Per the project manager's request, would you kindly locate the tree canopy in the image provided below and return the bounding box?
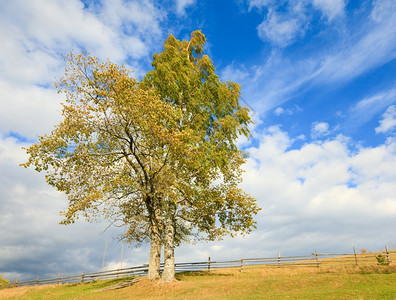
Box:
[22,30,260,282]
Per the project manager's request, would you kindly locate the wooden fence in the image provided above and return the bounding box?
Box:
[6,246,395,288]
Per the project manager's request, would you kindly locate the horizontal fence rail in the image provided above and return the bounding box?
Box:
[5,246,395,288]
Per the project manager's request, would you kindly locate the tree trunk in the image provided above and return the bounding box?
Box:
[147,196,163,280]
[160,201,176,283]
[147,225,161,280]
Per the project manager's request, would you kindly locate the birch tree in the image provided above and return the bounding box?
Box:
[142,31,260,282]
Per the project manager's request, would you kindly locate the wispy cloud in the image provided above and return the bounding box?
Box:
[376,105,396,134]
[313,0,396,83]
[311,0,345,21]
[350,88,396,128]
[220,63,250,83]
[274,105,302,116]
[249,0,346,47]
[175,0,196,15]
[234,0,396,118]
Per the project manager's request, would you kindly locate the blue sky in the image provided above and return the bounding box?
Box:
[1,0,396,282]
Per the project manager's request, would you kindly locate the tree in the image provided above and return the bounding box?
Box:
[141,31,260,282]
[22,31,260,282]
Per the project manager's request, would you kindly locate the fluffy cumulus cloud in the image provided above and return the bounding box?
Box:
[0,0,165,139]
[376,105,396,134]
[240,127,396,252]
[0,82,64,140]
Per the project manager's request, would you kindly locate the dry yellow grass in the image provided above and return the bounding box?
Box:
[0,284,57,299]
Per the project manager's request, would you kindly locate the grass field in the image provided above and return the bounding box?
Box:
[1,265,396,299]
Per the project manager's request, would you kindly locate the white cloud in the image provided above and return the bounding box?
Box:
[0,0,165,139]
[257,9,305,47]
[220,64,249,83]
[274,107,285,116]
[234,127,396,255]
[248,0,285,11]
[250,0,345,47]
[376,105,396,134]
[311,0,345,21]
[350,88,396,128]
[311,122,330,138]
[274,105,302,116]
[0,0,163,70]
[248,1,308,47]
[0,81,63,139]
[371,0,396,23]
[176,0,196,15]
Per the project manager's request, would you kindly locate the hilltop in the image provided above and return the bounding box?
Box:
[1,265,396,299]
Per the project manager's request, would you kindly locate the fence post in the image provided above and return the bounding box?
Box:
[58,273,61,285]
[315,251,320,268]
[36,276,39,285]
[385,245,391,265]
[353,246,358,265]
[81,271,85,283]
[240,256,244,272]
[278,252,281,269]
[208,257,211,273]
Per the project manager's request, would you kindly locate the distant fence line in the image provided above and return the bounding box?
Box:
[6,246,395,288]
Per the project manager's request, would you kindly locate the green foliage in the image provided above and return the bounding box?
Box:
[376,254,389,265]
[0,275,9,289]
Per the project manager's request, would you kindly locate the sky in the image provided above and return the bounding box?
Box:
[1,0,396,282]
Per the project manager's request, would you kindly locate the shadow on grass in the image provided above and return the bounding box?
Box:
[64,276,137,290]
[175,271,233,279]
[319,265,396,275]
